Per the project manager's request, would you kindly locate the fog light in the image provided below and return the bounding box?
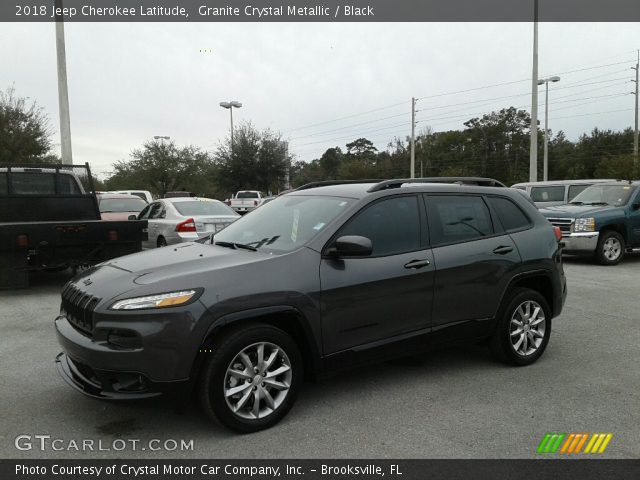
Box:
[107,329,142,349]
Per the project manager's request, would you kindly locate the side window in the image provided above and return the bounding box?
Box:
[427,195,494,245]
[0,173,7,195]
[139,203,156,219]
[148,203,165,219]
[568,184,590,202]
[487,196,532,232]
[530,186,565,202]
[338,196,420,256]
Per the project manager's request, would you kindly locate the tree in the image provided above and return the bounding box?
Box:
[0,86,58,163]
[319,147,343,180]
[213,122,289,194]
[105,140,213,197]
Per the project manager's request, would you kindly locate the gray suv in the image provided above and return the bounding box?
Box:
[55,179,567,432]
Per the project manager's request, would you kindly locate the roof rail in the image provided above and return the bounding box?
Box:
[295,179,383,191]
[366,177,506,193]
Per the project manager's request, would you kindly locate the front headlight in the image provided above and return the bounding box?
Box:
[573,217,596,232]
[110,290,198,310]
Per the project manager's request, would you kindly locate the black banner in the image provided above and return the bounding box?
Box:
[3,0,640,22]
[3,459,640,480]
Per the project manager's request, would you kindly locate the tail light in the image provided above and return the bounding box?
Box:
[108,230,118,241]
[16,234,29,248]
[553,226,562,242]
[176,218,196,232]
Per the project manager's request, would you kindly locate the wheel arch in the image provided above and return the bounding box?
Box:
[196,306,321,381]
[598,223,627,242]
[497,271,555,318]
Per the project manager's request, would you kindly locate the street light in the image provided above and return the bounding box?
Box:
[153,135,170,146]
[538,76,561,181]
[219,101,242,150]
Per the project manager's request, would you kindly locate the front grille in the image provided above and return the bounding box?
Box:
[547,218,574,236]
[61,283,101,335]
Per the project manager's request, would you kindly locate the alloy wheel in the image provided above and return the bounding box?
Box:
[509,300,546,356]
[224,342,292,420]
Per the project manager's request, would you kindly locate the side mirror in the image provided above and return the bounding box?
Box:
[128,215,137,221]
[632,202,640,211]
[326,235,373,257]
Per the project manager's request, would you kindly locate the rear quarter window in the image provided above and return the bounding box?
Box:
[487,196,532,232]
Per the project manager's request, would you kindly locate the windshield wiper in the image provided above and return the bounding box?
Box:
[569,201,584,205]
[583,202,609,206]
[214,241,257,251]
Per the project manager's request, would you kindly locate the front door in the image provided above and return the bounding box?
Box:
[320,195,434,355]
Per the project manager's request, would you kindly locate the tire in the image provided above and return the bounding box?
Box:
[595,230,625,265]
[198,324,302,433]
[157,237,167,248]
[490,288,552,366]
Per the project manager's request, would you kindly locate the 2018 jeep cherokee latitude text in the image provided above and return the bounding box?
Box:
[55,180,567,433]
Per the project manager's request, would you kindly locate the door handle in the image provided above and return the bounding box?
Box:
[404,259,431,269]
[493,245,514,255]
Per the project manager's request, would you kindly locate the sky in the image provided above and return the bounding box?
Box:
[1,22,638,178]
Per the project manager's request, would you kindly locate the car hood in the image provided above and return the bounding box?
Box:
[539,204,613,218]
[67,242,270,303]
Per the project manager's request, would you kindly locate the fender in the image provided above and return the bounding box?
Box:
[493,268,554,319]
[198,304,323,375]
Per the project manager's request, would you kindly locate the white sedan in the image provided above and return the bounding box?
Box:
[137,197,240,248]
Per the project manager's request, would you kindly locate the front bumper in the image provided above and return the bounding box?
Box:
[561,232,599,254]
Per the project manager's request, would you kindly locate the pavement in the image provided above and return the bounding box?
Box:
[1,256,638,459]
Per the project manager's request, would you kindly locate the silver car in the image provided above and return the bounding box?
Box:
[137,197,240,248]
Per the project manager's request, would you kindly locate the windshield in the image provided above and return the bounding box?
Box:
[99,197,147,212]
[213,195,354,253]
[570,184,635,207]
[174,200,237,216]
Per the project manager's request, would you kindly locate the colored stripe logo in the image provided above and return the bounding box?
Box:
[537,433,613,454]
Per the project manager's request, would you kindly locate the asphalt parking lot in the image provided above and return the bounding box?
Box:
[1,256,639,459]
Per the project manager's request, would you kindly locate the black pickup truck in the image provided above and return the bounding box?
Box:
[0,163,147,288]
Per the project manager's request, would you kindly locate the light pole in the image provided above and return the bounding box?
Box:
[529,0,539,182]
[54,0,73,164]
[219,101,242,151]
[153,135,170,146]
[538,76,561,181]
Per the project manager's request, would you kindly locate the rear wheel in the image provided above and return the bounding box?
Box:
[595,231,625,265]
[490,288,551,366]
[157,237,167,248]
[198,324,302,433]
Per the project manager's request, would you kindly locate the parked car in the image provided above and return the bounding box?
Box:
[0,164,147,288]
[97,193,147,221]
[230,190,266,214]
[137,197,240,248]
[540,180,640,265]
[55,178,566,432]
[111,190,154,203]
[164,191,196,199]
[511,179,614,208]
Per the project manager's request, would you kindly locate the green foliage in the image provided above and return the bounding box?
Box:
[213,122,289,196]
[0,86,58,163]
[105,140,214,197]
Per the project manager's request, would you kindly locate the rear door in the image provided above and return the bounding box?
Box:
[320,194,434,355]
[425,194,521,343]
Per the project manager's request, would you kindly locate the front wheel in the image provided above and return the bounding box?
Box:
[490,288,552,366]
[595,231,625,265]
[198,324,302,433]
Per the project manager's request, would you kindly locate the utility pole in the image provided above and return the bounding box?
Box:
[633,50,639,168]
[55,0,73,165]
[529,0,539,182]
[410,97,416,178]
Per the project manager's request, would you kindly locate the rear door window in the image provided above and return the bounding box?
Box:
[530,186,565,203]
[487,196,532,232]
[426,195,494,246]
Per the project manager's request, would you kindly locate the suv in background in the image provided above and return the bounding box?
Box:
[511,179,614,208]
[540,180,640,265]
[55,178,566,432]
